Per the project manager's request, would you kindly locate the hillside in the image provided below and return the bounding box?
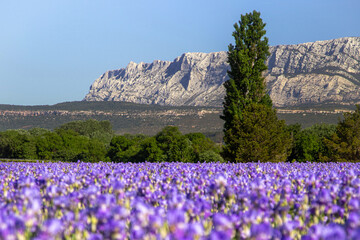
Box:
[0,101,223,136]
[0,101,352,143]
[84,37,360,108]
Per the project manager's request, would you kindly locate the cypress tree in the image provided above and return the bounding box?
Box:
[221,10,291,162]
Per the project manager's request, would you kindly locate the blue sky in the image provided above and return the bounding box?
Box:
[1,0,359,105]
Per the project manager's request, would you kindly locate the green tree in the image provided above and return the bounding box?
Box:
[185,132,223,162]
[52,129,89,161]
[322,106,360,162]
[155,126,193,162]
[28,127,51,137]
[53,120,113,161]
[34,131,63,160]
[0,130,36,159]
[77,138,108,162]
[56,119,114,144]
[221,10,291,162]
[223,103,290,162]
[137,137,164,162]
[106,128,223,163]
[107,135,144,162]
[285,123,302,143]
[288,124,336,162]
[199,150,224,163]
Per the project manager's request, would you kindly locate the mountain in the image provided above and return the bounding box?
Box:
[84,52,228,106]
[84,37,360,107]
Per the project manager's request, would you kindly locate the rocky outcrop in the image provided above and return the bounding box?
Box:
[267,37,360,106]
[84,37,360,107]
[84,52,229,106]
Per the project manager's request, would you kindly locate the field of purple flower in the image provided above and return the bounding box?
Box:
[1,162,360,239]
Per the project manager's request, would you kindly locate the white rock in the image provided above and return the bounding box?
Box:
[84,37,360,107]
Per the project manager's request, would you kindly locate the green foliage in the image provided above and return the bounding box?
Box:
[34,131,63,160]
[0,120,222,163]
[28,127,51,136]
[52,120,113,162]
[222,10,271,131]
[54,129,89,161]
[0,120,112,162]
[287,124,336,162]
[285,123,302,141]
[294,132,320,162]
[137,137,164,162]
[199,150,224,163]
[107,135,143,162]
[155,126,193,162]
[77,138,108,162]
[0,130,36,159]
[222,103,291,162]
[185,132,222,162]
[321,105,360,162]
[107,126,222,163]
[56,119,114,144]
[221,11,291,162]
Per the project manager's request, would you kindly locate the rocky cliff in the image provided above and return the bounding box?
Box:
[84,37,360,107]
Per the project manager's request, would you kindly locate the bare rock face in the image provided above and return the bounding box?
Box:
[84,37,360,107]
[267,37,360,106]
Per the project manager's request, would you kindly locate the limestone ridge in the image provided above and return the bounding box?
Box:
[84,37,360,107]
[85,52,229,106]
[267,37,360,107]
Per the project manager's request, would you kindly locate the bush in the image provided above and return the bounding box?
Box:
[199,150,224,163]
[288,124,336,162]
[321,105,360,162]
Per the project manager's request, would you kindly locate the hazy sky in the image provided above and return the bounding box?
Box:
[1,0,359,105]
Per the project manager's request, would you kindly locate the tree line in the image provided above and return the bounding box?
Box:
[0,120,223,163]
[1,113,360,163]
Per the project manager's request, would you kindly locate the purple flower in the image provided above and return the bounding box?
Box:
[44,219,63,235]
[214,174,228,187]
[317,189,332,204]
[186,222,204,238]
[350,227,360,240]
[347,212,360,229]
[303,224,346,240]
[88,233,103,240]
[130,224,145,240]
[250,223,273,240]
[209,230,232,240]
[1,161,360,239]
[34,218,63,239]
[321,224,346,240]
[133,200,154,224]
[349,198,360,211]
[111,206,130,220]
[149,214,163,230]
[167,209,186,225]
[212,214,234,239]
[281,220,300,234]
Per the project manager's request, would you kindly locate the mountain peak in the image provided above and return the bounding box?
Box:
[84,37,360,107]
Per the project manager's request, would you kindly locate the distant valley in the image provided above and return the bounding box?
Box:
[0,101,352,142]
